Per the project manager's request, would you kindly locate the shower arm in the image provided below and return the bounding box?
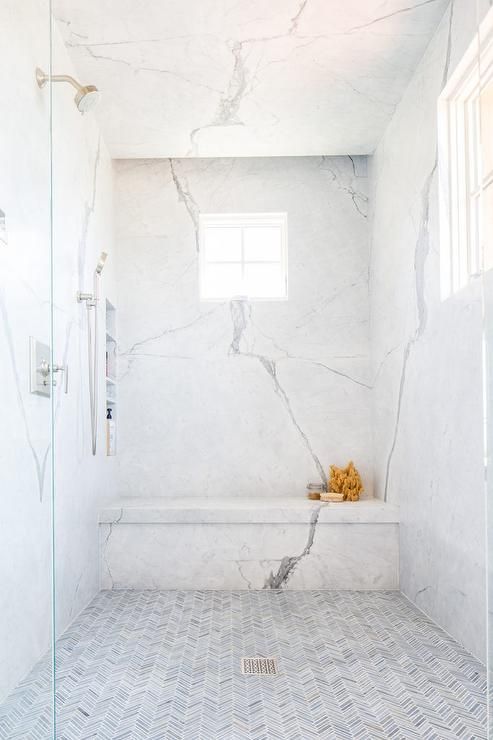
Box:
[36,67,100,114]
[36,69,84,93]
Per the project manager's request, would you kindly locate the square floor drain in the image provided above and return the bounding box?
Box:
[241,657,278,675]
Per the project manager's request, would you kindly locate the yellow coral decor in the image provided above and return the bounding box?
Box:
[329,461,363,502]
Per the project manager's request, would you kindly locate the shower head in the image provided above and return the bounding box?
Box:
[95,252,108,275]
[36,68,101,114]
[75,85,100,114]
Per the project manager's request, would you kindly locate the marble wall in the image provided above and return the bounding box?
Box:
[2,0,487,702]
[114,156,372,500]
[368,0,489,661]
[101,521,399,591]
[0,0,116,702]
[0,0,52,702]
[53,0,450,159]
[99,499,399,591]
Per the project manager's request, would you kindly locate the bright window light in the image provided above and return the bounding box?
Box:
[438,7,493,299]
[199,213,288,301]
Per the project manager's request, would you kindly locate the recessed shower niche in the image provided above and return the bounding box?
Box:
[105,299,117,456]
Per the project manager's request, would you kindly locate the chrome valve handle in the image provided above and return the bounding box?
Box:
[37,360,69,393]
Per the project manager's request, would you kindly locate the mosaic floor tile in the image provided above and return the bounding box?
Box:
[0,591,486,739]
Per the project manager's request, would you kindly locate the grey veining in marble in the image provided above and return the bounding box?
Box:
[368,0,490,660]
[263,504,321,589]
[99,517,399,591]
[0,0,118,704]
[114,156,373,500]
[98,497,399,592]
[52,0,450,158]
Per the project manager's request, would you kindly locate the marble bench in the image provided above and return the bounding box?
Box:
[99,497,399,590]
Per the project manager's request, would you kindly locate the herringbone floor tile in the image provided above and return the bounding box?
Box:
[0,591,486,739]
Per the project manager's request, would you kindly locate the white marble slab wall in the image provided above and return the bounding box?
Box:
[99,499,399,591]
[100,522,399,591]
[0,0,116,702]
[52,0,450,159]
[0,0,52,705]
[114,156,371,500]
[368,0,490,661]
[51,21,118,645]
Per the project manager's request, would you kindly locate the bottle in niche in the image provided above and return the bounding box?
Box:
[106,341,116,379]
[106,407,116,455]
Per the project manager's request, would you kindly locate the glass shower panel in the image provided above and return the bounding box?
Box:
[50,3,116,731]
[0,0,55,736]
[480,0,493,733]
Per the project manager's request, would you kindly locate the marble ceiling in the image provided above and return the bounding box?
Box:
[53,0,450,158]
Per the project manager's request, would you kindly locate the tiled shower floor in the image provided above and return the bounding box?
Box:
[0,590,486,740]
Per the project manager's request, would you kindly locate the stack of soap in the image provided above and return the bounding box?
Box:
[320,492,344,502]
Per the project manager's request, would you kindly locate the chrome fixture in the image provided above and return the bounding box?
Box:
[29,337,68,397]
[95,251,108,274]
[36,68,101,113]
[78,252,108,455]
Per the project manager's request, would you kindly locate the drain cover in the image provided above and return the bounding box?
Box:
[241,657,278,675]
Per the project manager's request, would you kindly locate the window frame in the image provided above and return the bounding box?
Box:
[438,6,493,299]
[198,212,288,302]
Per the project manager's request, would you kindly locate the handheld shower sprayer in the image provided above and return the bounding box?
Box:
[78,252,108,455]
[95,251,108,275]
[77,251,107,304]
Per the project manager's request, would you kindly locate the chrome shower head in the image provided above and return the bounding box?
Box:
[36,68,101,114]
[95,252,108,275]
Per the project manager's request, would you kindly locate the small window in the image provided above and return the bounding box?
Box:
[199,213,288,301]
[438,7,493,298]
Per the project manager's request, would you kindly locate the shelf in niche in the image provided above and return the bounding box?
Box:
[105,298,117,456]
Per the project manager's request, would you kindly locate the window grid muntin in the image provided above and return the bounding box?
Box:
[439,9,493,298]
[199,213,288,301]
